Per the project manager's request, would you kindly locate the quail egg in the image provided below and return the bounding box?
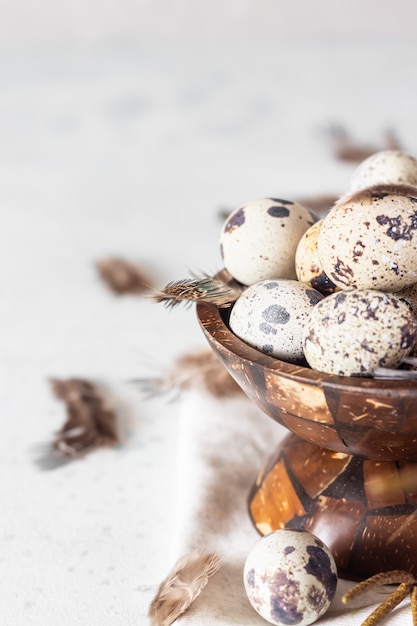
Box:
[295,219,339,296]
[303,289,417,376]
[350,150,417,191]
[243,529,337,626]
[317,184,417,292]
[229,279,323,363]
[220,198,316,286]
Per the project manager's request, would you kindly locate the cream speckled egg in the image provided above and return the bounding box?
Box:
[220,198,316,286]
[243,529,337,626]
[303,289,417,376]
[229,279,323,363]
[317,185,417,292]
[295,219,338,296]
[350,150,417,191]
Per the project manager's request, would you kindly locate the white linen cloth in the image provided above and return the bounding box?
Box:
[169,389,414,625]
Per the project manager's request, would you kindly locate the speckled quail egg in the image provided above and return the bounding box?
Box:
[295,219,339,296]
[350,150,417,191]
[303,289,417,376]
[243,529,337,626]
[229,279,323,363]
[317,184,417,292]
[220,198,316,286]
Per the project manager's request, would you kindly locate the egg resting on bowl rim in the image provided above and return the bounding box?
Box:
[229,278,324,364]
[303,289,417,377]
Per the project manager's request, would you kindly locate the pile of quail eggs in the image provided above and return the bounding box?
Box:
[220,150,417,377]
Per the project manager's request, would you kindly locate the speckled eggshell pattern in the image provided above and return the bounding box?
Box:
[394,282,417,355]
[220,198,315,286]
[317,185,417,291]
[229,279,324,363]
[243,529,337,626]
[350,150,417,191]
[295,219,339,296]
[303,289,417,376]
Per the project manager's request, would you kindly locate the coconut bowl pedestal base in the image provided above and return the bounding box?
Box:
[197,298,417,582]
[248,433,417,581]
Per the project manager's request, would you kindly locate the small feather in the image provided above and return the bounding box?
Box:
[148,552,222,626]
[150,273,244,309]
[326,124,402,163]
[371,354,417,379]
[371,368,417,380]
[133,348,243,398]
[48,378,119,460]
[96,256,153,295]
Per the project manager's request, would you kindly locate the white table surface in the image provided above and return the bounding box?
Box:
[3,31,417,625]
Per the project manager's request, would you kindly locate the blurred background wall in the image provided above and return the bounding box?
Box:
[1,0,417,49]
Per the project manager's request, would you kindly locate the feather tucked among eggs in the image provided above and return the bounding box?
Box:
[150,272,244,308]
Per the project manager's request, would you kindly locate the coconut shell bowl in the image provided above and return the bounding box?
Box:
[197,297,417,581]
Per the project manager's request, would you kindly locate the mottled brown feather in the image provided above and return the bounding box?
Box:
[134,348,243,398]
[49,378,119,457]
[96,257,153,295]
[150,273,243,309]
[328,125,402,163]
[148,552,222,626]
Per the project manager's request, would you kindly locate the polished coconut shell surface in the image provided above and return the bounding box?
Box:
[197,300,417,462]
[249,433,417,580]
[197,298,417,580]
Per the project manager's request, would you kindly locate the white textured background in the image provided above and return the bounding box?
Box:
[2,2,417,624]
[1,0,417,47]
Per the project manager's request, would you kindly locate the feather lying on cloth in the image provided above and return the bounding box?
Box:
[48,378,119,458]
[95,256,154,295]
[148,551,222,626]
[149,272,244,309]
[134,347,243,399]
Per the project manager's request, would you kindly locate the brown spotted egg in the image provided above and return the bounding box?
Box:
[220,198,316,286]
[229,279,323,363]
[317,184,417,292]
[350,149,417,191]
[243,529,337,626]
[303,289,417,376]
[295,219,338,296]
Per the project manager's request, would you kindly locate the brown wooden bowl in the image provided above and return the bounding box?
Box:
[197,300,417,462]
[197,297,417,579]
